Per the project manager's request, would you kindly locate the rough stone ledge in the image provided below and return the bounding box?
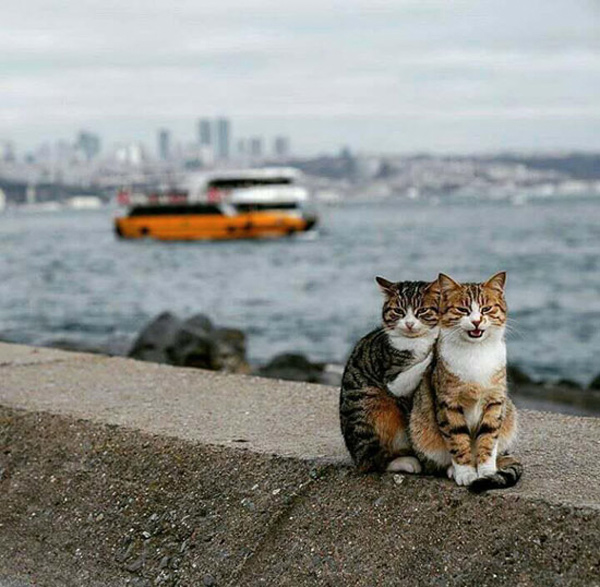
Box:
[0,343,599,586]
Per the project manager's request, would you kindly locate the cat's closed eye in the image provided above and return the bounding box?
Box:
[456,307,470,315]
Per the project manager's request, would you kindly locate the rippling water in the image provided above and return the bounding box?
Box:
[1,197,599,384]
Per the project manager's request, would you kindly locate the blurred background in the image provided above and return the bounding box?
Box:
[1,1,599,412]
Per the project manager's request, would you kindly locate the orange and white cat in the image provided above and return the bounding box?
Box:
[409,272,522,491]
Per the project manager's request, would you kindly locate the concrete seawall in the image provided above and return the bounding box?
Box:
[0,342,599,586]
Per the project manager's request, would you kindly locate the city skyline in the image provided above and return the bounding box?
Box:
[2,1,600,154]
[4,120,600,169]
[1,117,296,165]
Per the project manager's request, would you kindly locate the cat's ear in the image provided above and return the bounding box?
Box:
[438,273,461,294]
[484,271,507,293]
[424,276,441,296]
[375,276,396,295]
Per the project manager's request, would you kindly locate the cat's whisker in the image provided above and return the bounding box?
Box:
[447,325,464,342]
[504,319,525,340]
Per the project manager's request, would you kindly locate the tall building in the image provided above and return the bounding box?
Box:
[249,137,263,158]
[215,118,231,160]
[2,141,16,163]
[76,131,101,161]
[273,136,290,159]
[158,129,171,161]
[198,119,212,148]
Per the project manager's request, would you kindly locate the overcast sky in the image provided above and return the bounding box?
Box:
[2,0,600,155]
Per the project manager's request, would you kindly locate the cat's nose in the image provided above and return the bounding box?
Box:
[471,318,482,328]
[405,321,415,331]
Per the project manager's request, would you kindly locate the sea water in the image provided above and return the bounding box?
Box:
[0,197,598,384]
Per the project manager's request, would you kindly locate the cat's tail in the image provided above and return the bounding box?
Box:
[469,455,523,493]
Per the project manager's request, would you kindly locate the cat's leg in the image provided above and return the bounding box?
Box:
[437,399,478,486]
[341,386,409,473]
[412,371,475,485]
[409,379,451,475]
[474,392,506,478]
[469,400,523,492]
[385,404,423,474]
[367,389,421,473]
[497,397,518,456]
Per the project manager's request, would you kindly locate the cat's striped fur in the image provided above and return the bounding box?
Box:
[409,272,523,491]
[340,277,440,473]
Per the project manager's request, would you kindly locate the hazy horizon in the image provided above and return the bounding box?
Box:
[3,0,600,155]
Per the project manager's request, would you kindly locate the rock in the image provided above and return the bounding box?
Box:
[241,498,256,511]
[128,312,249,374]
[115,540,135,563]
[203,574,216,586]
[507,364,535,385]
[41,338,106,355]
[125,556,144,573]
[167,314,249,373]
[211,328,249,373]
[257,353,325,383]
[589,374,600,390]
[555,378,582,389]
[40,333,136,359]
[166,314,215,368]
[128,312,182,364]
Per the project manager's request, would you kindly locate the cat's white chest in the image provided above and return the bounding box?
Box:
[440,336,506,386]
[387,352,433,397]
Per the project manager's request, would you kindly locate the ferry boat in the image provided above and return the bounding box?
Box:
[114,168,317,241]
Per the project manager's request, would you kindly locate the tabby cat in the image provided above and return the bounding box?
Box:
[340,277,440,473]
[409,272,522,491]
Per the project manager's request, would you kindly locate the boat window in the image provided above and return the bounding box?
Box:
[207,178,293,189]
[235,202,299,212]
[129,204,223,216]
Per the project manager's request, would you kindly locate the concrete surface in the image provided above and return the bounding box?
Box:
[0,342,97,367]
[1,342,600,586]
[0,343,342,461]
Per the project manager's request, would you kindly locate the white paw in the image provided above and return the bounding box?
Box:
[386,456,422,474]
[477,460,497,478]
[453,464,478,486]
[447,465,454,479]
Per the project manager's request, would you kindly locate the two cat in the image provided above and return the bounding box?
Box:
[339,272,522,491]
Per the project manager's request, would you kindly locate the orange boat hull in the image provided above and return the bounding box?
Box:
[114,211,316,241]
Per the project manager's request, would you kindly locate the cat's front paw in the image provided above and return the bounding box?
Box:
[453,464,478,487]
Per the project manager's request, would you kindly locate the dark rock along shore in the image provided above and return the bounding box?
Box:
[126,312,342,386]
